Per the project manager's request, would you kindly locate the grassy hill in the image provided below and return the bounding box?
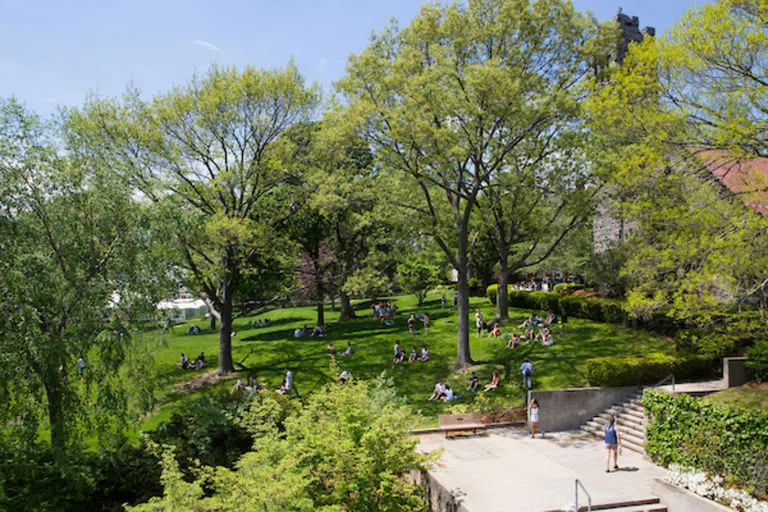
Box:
[143,291,673,429]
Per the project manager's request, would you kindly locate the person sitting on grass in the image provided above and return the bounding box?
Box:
[427,379,447,401]
[277,378,288,394]
[339,370,352,384]
[232,377,245,392]
[488,323,501,338]
[542,331,554,346]
[194,352,206,370]
[506,333,521,349]
[538,327,550,344]
[519,316,533,329]
[418,345,430,362]
[393,341,405,365]
[327,343,335,356]
[442,384,455,402]
[545,312,556,325]
[408,345,419,364]
[247,375,262,392]
[338,342,354,357]
[468,373,479,392]
[524,326,535,341]
[484,371,500,392]
[178,353,190,370]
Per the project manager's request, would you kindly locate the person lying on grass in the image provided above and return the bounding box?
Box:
[484,371,500,392]
[338,342,354,357]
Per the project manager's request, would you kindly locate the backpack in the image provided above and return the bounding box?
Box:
[524,367,531,377]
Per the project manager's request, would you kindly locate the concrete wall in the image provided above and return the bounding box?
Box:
[408,469,470,512]
[528,386,641,432]
[652,479,733,512]
[724,357,753,388]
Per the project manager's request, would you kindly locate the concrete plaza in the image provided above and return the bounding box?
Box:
[417,427,668,512]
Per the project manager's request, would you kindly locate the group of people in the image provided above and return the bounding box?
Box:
[186,325,202,335]
[178,352,206,370]
[407,313,430,335]
[233,369,293,395]
[372,301,397,322]
[294,323,328,338]
[328,342,354,357]
[393,341,430,364]
[429,370,500,401]
[246,319,272,328]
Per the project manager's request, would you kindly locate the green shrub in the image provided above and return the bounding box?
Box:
[585,352,717,387]
[486,284,498,304]
[746,339,768,383]
[553,282,584,295]
[643,389,768,498]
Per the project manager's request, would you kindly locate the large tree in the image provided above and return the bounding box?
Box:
[68,65,319,373]
[0,99,163,451]
[337,0,603,366]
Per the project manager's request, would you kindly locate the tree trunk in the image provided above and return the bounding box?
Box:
[43,364,66,452]
[340,292,354,320]
[210,315,217,331]
[317,301,325,327]
[496,245,510,321]
[455,224,474,368]
[218,276,235,374]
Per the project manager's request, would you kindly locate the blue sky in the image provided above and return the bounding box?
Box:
[1,0,706,117]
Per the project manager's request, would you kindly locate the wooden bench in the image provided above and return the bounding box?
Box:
[438,413,487,438]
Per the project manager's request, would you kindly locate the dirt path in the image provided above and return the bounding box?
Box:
[173,370,234,395]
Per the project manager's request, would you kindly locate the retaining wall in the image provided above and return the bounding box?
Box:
[723,356,752,388]
[408,469,469,512]
[527,386,641,432]
[652,478,733,512]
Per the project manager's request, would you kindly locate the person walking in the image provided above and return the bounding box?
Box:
[520,357,534,390]
[422,312,431,335]
[604,415,623,472]
[529,398,541,438]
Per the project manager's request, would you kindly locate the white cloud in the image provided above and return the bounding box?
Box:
[318,57,328,74]
[193,40,221,52]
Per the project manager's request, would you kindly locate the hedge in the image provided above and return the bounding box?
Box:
[643,390,768,498]
[585,352,718,387]
[486,285,683,335]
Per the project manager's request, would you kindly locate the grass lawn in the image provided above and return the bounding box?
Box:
[704,382,768,411]
[143,291,673,429]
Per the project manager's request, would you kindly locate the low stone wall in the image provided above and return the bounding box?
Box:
[652,478,733,512]
[527,386,641,432]
[408,469,470,512]
[724,357,752,388]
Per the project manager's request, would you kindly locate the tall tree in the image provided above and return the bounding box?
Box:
[0,99,162,451]
[337,0,603,366]
[68,65,319,373]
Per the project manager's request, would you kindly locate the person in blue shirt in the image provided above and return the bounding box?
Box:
[520,357,534,389]
[604,415,623,472]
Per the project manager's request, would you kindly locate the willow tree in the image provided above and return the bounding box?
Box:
[69,65,318,373]
[337,0,602,366]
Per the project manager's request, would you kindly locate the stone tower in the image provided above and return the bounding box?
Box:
[614,8,655,65]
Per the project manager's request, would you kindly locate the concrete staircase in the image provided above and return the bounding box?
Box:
[580,393,648,455]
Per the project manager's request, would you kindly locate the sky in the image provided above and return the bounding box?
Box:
[0,0,708,117]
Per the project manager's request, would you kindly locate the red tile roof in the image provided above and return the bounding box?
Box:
[696,150,768,214]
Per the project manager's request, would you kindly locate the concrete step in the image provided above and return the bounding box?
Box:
[542,497,667,512]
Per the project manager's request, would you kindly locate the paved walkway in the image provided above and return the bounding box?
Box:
[656,379,726,394]
[417,428,668,512]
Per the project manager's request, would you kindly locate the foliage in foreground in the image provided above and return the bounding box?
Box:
[643,390,768,499]
[746,339,768,384]
[128,378,433,512]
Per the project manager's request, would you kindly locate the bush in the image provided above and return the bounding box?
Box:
[553,282,584,295]
[643,390,768,499]
[746,339,768,383]
[585,352,718,387]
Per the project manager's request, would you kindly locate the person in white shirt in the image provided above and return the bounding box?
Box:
[427,379,446,401]
[442,385,455,402]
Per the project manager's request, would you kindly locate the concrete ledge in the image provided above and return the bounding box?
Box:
[409,421,525,435]
[528,386,641,432]
[652,478,733,512]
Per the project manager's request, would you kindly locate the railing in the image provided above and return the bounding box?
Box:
[653,373,675,392]
[575,479,592,512]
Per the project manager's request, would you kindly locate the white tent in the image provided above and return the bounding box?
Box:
[157,298,209,323]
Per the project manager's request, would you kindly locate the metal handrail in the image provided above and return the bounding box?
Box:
[652,373,675,392]
[575,479,591,512]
